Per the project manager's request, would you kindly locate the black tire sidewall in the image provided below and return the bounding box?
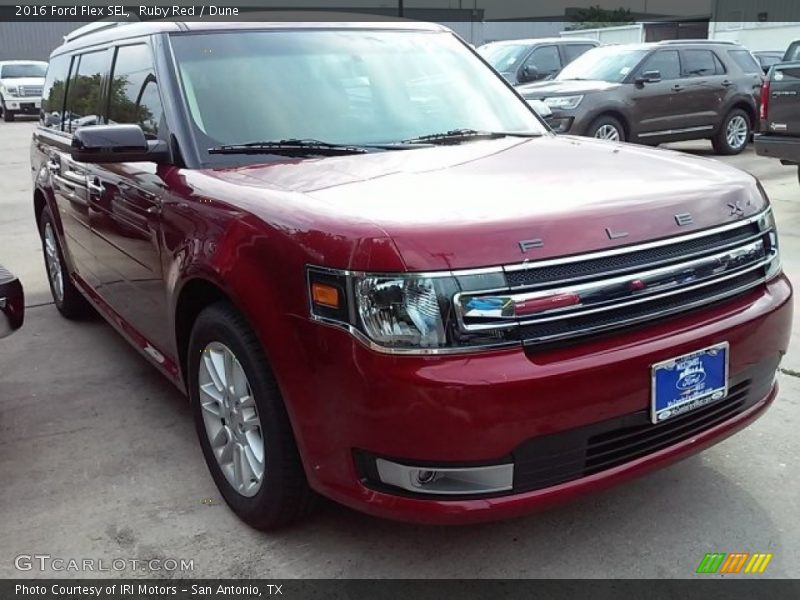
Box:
[39,206,68,313]
[187,304,306,528]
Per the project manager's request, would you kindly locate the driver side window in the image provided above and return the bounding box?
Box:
[639,50,681,81]
[521,46,561,81]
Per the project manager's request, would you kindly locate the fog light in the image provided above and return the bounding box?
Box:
[375,458,513,495]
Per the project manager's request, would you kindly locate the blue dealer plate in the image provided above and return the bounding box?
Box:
[651,342,729,424]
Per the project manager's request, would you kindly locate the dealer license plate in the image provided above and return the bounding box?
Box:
[651,342,729,423]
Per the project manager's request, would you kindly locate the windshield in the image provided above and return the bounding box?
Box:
[1,63,47,78]
[556,47,647,82]
[478,43,530,72]
[170,30,544,160]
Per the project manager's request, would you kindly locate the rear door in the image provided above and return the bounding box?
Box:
[677,48,729,132]
[45,49,112,286]
[86,41,171,353]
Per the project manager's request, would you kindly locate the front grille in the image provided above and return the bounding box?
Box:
[512,370,772,494]
[18,86,43,98]
[506,222,761,288]
[456,212,776,346]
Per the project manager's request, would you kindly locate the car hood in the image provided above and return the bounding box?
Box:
[0,76,44,87]
[518,79,621,98]
[201,135,766,271]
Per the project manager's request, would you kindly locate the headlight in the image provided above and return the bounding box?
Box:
[307,267,516,353]
[760,209,781,280]
[542,95,583,110]
[5,86,19,97]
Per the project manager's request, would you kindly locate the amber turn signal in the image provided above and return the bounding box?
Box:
[311,283,340,308]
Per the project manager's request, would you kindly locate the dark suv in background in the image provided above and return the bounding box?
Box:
[519,40,764,154]
[477,38,600,85]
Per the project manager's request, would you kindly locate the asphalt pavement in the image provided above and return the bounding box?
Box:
[0,119,798,578]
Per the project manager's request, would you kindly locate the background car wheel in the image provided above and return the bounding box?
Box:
[39,206,92,319]
[712,109,750,155]
[588,115,625,142]
[2,107,14,122]
[188,302,314,530]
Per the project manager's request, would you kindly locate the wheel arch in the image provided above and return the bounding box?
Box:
[588,109,631,140]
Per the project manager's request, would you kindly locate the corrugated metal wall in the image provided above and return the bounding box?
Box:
[0,22,90,61]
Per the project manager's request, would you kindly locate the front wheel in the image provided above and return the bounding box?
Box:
[587,115,625,142]
[188,302,314,530]
[712,109,750,155]
[2,107,14,122]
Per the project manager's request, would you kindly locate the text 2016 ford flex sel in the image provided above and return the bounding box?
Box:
[31,21,792,529]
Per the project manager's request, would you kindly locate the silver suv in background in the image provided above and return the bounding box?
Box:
[477,38,600,85]
[0,61,47,122]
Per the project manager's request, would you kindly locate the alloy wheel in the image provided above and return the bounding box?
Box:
[198,342,265,497]
[43,222,64,304]
[594,124,620,141]
[726,115,748,150]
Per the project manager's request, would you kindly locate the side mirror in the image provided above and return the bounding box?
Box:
[519,65,540,83]
[635,70,662,84]
[71,124,169,164]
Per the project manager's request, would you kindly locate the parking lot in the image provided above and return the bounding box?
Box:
[1,117,798,579]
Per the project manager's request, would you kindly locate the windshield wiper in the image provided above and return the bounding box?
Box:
[401,128,540,145]
[208,139,370,156]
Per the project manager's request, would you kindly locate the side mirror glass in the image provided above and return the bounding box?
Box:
[70,124,169,164]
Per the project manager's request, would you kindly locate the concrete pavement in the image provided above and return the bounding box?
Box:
[0,120,798,578]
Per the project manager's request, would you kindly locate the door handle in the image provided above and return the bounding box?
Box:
[46,160,60,173]
[672,85,685,92]
[721,80,734,87]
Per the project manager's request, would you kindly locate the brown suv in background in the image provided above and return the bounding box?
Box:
[519,40,764,155]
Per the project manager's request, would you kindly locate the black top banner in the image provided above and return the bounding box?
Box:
[0,0,796,22]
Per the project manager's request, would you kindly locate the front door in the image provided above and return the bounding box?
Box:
[631,49,685,139]
[86,42,172,355]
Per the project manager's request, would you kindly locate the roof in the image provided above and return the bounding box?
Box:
[54,17,448,56]
[480,37,600,47]
[0,60,49,65]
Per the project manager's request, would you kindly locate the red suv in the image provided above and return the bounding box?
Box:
[31,21,792,529]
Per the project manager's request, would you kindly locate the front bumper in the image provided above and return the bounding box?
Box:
[3,97,41,114]
[285,275,791,524]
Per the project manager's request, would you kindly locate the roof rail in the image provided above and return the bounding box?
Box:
[63,18,137,43]
[657,39,738,45]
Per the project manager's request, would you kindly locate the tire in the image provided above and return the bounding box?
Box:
[2,108,14,122]
[712,108,750,155]
[39,206,92,319]
[587,115,626,142]
[188,302,314,530]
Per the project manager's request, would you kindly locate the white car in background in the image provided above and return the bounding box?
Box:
[0,61,48,122]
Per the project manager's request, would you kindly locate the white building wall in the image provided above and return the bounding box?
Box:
[709,22,800,51]
[560,23,645,44]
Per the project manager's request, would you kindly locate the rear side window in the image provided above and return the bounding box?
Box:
[563,44,596,64]
[681,49,725,77]
[40,54,71,131]
[108,44,165,139]
[64,50,111,133]
[640,50,680,80]
[728,49,761,74]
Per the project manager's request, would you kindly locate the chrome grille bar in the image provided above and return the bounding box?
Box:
[455,210,778,344]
